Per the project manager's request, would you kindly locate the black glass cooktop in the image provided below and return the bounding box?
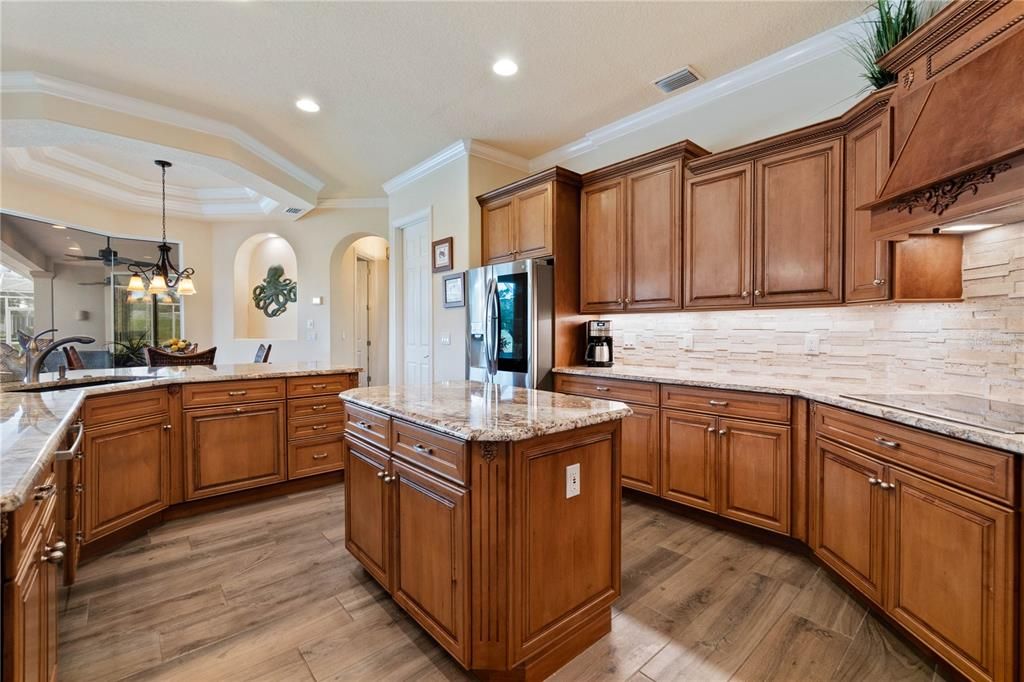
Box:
[841,393,1024,434]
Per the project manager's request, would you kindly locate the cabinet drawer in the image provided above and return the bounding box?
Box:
[391,420,468,485]
[813,404,1015,504]
[661,385,790,423]
[288,437,344,479]
[554,374,659,406]
[84,388,168,427]
[3,463,57,579]
[182,379,285,408]
[345,403,391,450]
[288,395,344,420]
[288,373,356,398]
[289,414,346,441]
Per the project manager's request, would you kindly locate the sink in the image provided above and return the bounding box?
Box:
[2,376,146,393]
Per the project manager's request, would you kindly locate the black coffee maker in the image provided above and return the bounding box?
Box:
[584,320,613,367]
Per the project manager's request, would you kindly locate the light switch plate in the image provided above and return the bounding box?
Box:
[678,333,694,351]
[804,333,820,355]
[310,296,324,305]
[306,319,315,329]
[440,333,451,346]
[623,332,637,349]
[566,463,581,499]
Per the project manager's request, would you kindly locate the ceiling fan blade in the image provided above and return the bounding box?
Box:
[64,254,104,261]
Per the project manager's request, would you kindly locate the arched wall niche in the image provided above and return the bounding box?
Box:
[233,232,298,340]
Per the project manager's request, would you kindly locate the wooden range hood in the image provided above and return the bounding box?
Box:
[866,0,1024,239]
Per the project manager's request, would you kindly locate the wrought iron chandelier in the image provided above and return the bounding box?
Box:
[126,160,196,296]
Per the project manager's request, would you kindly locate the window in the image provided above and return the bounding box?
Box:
[0,265,35,347]
[112,274,182,365]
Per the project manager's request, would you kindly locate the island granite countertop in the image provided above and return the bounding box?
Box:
[553,366,1024,455]
[340,380,631,442]
[0,363,361,513]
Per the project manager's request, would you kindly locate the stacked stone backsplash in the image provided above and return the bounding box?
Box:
[604,222,1024,402]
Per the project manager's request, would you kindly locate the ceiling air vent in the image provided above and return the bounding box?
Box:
[284,207,303,215]
[653,66,701,94]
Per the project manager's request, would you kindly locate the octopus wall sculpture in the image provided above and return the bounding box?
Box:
[252,264,297,318]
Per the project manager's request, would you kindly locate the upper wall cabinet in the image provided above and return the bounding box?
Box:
[478,167,581,265]
[867,0,1024,239]
[580,142,708,313]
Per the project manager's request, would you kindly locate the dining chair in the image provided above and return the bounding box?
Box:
[145,346,217,367]
[62,346,86,370]
[254,343,272,363]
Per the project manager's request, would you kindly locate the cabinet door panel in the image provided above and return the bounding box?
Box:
[755,139,843,306]
[684,163,753,309]
[84,414,170,541]
[660,410,717,512]
[482,199,515,265]
[4,543,43,682]
[887,468,1014,682]
[391,460,469,666]
[183,403,286,500]
[580,178,626,312]
[845,113,891,303]
[515,183,552,259]
[620,403,659,494]
[343,438,390,589]
[627,159,682,310]
[718,419,790,534]
[810,439,886,605]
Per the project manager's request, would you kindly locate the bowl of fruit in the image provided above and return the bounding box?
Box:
[160,338,193,354]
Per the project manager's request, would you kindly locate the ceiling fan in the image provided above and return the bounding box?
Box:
[65,236,152,268]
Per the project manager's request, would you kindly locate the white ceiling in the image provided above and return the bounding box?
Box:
[0,1,864,199]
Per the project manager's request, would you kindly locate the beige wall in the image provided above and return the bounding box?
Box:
[387,154,525,382]
[606,223,1024,402]
[0,173,216,346]
[333,236,388,384]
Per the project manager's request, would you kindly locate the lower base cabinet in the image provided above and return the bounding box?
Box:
[344,437,391,588]
[620,403,660,493]
[812,437,1015,681]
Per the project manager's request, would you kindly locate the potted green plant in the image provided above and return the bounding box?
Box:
[109,334,150,367]
[848,0,942,90]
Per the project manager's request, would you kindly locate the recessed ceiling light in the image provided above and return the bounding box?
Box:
[940,223,1000,233]
[492,58,518,77]
[52,224,66,230]
[295,98,320,113]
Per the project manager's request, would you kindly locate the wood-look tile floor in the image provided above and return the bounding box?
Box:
[60,484,948,681]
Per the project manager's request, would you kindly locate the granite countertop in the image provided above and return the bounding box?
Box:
[340,380,631,442]
[554,366,1024,455]
[0,363,361,513]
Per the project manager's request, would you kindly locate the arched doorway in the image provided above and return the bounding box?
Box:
[329,235,389,386]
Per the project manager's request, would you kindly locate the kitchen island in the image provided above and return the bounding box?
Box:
[339,381,631,680]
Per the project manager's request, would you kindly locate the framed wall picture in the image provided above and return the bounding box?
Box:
[432,236,453,273]
[442,272,465,308]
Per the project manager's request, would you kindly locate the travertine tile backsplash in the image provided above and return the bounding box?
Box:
[604,222,1024,401]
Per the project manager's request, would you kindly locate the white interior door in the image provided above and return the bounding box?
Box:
[355,258,370,386]
[402,219,431,384]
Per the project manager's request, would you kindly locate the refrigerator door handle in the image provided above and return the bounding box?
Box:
[485,277,499,376]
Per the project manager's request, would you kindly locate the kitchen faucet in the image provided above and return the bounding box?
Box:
[24,328,96,384]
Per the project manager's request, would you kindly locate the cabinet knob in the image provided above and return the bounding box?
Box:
[873,278,887,286]
[741,290,749,298]
[707,426,716,433]
[867,477,881,486]
[33,483,56,501]
[377,471,386,479]
[616,298,623,305]
[754,289,763,297]
[75,483,84,493]
[383,475,396,483]
[234,407,244,414]
[718,429,727,436]
[49,540,67,552]
[879,482,895,490]
[41,549,64,564]
[163,424,173,431]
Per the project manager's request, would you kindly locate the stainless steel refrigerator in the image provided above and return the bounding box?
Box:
[466,258,554,389]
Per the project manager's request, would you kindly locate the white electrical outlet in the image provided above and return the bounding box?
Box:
[306,319,315,329]
[804,333,820,355]
[566,463,581,499]
[678,333,694,351]
[623,332,637,349]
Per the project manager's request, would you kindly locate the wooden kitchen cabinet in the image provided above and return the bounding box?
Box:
[343,436,391,589]
[717,418,790,533]
[753,137,843,306]
[580,143,706,313]
[183,402,286,500]
[480,177,557,264]
[391,458,470,665]
[620,403,660,494]
[660,409,717,512]
[84,413,171,542]
[684,163,753,309]
[481,197,516,264]
[844,93,892,303]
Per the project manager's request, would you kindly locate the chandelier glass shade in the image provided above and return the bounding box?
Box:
[127,160,196,296]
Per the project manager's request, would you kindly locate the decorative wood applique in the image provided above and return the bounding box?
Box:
[902,67,914,89]
[1,512,7,540]
[894,162,1012,215]
[480,443,499,462]
[252,265,297,318]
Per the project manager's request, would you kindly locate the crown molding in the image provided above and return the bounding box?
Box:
[382,138,528,195]
[316,197,388,209]
[1,71,326,194]
[527,13,869,171]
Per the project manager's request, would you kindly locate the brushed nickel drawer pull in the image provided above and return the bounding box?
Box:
[311,404,328,411]
[56,421,85,461]
[311,424,328,431]
[311,383,328,389]
[708,400,729,407]
[228,390,247,396]
[33,483,56,501]
[312,453,329,460]
[874,436,900,449]
[594,386,610,392]
[356,421,372,430]
[412,443,433,454]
